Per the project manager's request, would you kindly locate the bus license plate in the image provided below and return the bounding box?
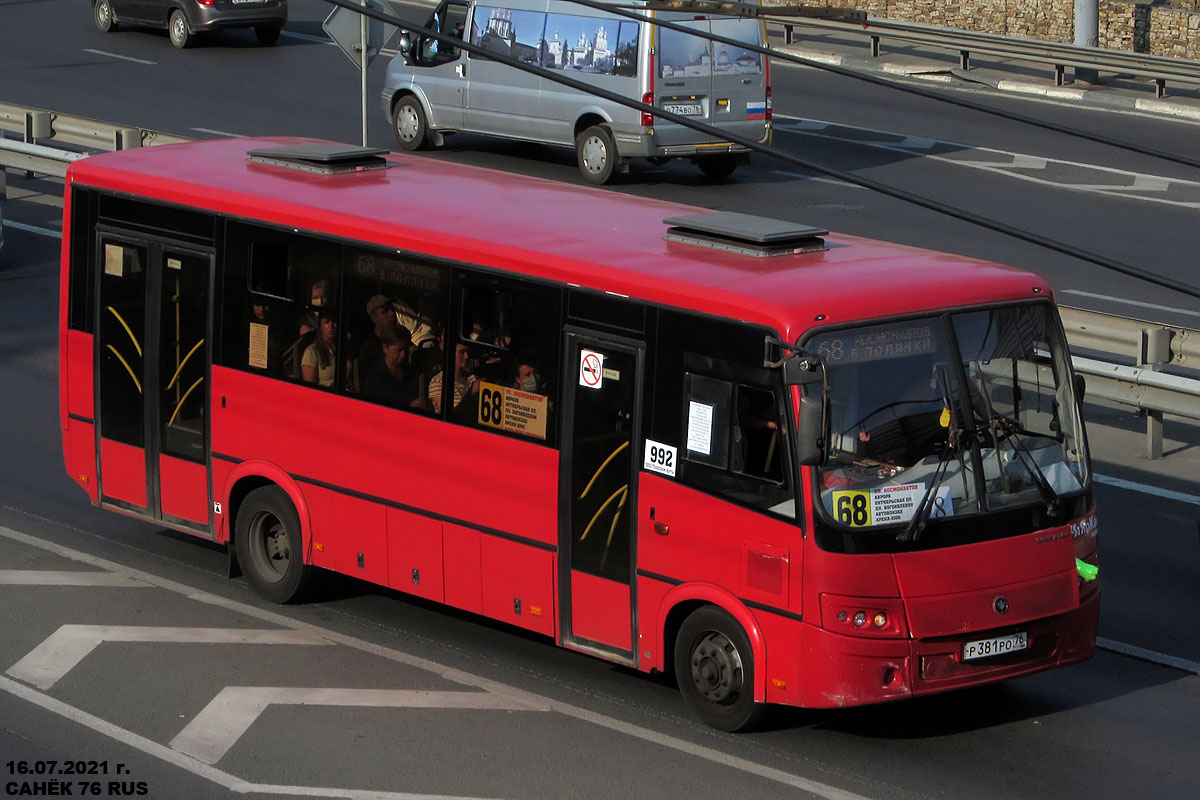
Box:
[663,103,703,116]
[962,631,1028,661]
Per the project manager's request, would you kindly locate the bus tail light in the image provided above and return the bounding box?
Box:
[820,593,909,638]
[641,92,654,128]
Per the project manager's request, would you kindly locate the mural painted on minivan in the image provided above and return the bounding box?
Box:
[471,6,639,76]
[658,18,762,77]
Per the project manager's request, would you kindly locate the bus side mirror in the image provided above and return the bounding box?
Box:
[784,353,827,466]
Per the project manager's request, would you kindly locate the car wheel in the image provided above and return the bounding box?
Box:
[255,24,282,45]
[674,606,765,732]
[169,9,192,49]
[234,486,316,604]
[94,0,117,32]
[698,154,738,180]
[392,96,430,151]
[575,124,617,185]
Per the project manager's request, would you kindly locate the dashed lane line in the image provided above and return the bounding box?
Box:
[6,624,331,690]
[82,48,156,65]
[171,686,550,764]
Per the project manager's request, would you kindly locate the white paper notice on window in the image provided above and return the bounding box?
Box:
[686,401,714,455]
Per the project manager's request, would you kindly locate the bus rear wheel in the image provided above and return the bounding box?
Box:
[235,486,314,604]
[674,606,765,732]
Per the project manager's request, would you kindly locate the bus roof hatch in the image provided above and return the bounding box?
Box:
[663,211,828,257]
[247,143,391,175]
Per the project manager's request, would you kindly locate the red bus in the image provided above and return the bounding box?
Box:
[59,138,1098,730]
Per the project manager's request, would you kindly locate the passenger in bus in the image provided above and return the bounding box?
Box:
[364,327,422,408]
[359,294,403,379]
[510,356,544,394]
[309,278,330,307]
[301,310,338,388]
[429,342,478,417]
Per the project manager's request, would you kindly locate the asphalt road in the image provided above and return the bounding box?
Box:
[2,2,1200,798]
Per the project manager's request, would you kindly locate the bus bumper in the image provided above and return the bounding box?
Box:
[793,591,1099,709]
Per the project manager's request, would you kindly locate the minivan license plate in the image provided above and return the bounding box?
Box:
[663,103,702,116]
[962,631,1027,661]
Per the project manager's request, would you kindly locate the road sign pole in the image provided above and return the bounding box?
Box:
[360,4,368,146]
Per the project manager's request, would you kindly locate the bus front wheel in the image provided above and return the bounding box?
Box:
[674,606,765,732]
[235,486,315,604]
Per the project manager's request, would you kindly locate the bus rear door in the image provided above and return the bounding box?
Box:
[559,331,644,662]
[95,233,213,533]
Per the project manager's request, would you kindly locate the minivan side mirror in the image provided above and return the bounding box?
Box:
[1073,372,1087,404]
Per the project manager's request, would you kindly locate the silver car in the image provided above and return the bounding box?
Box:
[91,0,288,48]
[382,0,771,184]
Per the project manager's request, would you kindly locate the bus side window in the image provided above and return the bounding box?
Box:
[451,280,561,444]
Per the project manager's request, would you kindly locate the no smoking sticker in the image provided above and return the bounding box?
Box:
[579,349,604,389]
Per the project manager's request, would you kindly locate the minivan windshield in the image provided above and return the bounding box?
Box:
[806,304,1089,533]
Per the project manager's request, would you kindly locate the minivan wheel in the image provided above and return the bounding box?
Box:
[94,0,116,32]
[393,97,429,151]
[698,154,738,180]
[575,125,617,185]
[254,24,282,45]
[169,9,192,48]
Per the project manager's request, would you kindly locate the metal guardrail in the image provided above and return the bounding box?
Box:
[768,13,1200,98]
[3,112,1197,459]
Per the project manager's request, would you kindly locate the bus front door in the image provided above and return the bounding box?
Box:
[559,332,643,663]
[96,234,213,533]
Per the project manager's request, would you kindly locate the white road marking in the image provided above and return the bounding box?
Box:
[191,127,243,137]
[769,169,868,189]
[1094,475,1200,507]
[0,569,147,586]
[772,115,1200,208]
[2,219,62,238]
[172,686,549,764]
[1061,290,1200,319]
[1096,637,1200,674]
[0,675,502,800]
[6,624,331,690]
[0,524,873,800]
[83,48,156,65]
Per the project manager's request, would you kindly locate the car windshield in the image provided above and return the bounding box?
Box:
[806,303,1089,531]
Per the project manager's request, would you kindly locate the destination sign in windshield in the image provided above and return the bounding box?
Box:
[812,323,938,364]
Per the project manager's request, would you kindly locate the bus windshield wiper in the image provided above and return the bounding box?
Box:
[897,433,958,543]
[993,419,1061,516]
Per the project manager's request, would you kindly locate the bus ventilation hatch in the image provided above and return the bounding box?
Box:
[663,212,828,257]
[247,144,391,175]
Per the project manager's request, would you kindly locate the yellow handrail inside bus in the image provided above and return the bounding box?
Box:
[579,440,629,499]
[167,377,204,428]
[105,345,142,394]
[764,429,778,473]
[106,306,142,357]
[602,487,629,549]
[165,338,205,391]
[579,484,627,542]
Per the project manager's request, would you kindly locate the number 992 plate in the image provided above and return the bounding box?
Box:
[962,631,1028,661]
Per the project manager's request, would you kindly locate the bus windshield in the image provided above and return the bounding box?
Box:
[807,303,1089,532]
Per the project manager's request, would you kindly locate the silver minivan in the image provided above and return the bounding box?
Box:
[381,0,771,183]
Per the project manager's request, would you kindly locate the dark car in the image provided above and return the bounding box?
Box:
[92,0,288,48]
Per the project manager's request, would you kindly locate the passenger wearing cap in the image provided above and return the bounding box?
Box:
[364,327,422,408]
[359,294,401,379]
